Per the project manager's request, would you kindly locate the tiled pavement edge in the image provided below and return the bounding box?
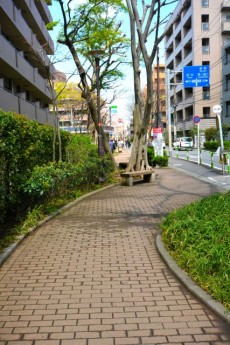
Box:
[0,160,230,344]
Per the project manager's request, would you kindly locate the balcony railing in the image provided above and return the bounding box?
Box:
[0,87,53,125]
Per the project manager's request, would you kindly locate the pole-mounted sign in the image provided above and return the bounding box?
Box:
[212,104,222,114]
[183,65,210,88]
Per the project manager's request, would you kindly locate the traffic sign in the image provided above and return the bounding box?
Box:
[183,65,210,88]
[153,128,163,133]
[213,104,222,114]
[110,105,118,114]
[193,116,200,124]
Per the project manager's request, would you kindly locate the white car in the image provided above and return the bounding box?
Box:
[173,137,193,150]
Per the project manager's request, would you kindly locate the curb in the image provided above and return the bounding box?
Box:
[156,233,230,325]
[0,184,115,267]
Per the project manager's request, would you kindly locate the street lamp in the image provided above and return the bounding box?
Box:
[88,49,105,157]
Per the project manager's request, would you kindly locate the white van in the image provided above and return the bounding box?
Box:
[173,137,193,150]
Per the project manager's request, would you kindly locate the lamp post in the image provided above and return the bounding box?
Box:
[88,49,105,157]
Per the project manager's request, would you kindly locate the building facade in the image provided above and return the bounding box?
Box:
[152,63,166,128]
[164,0,230,139]
[222,40,230,139]
[0,0,54,125]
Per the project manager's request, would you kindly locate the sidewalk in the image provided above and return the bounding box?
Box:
[0,150,230,345]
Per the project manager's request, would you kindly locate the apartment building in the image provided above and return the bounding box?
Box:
[164,0,230,138]
[222,41,230,138]
[0,0,54,125]
[152,63,166,128]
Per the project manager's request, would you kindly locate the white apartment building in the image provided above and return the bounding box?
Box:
[164,0,230,138]
[0,0,54,125]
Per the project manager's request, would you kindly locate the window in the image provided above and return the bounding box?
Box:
[202,61,210,65]
[226,15,230,22]
[226,74,230,91]
[226,102,230,117]
[203,87,210,100]
[202,38,210,54]
[203,107,210,118]
[201,0,209,7]
[3,77,12,92]
[225,49,230,64]
[201,15,209,31]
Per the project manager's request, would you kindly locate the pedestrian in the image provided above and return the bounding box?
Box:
[109,138,115,153]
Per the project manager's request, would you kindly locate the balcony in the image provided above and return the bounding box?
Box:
[221,0,230,10]
[0,1,53,58]
[12,0,54,54]
[222,19,230,34]
[0,87,52,125]
[0,34,52,100]
[202,46,210,55]
[202,22,209,31]
[34,0,53,23]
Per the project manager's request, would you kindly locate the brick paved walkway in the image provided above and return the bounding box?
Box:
[0,168,230,344]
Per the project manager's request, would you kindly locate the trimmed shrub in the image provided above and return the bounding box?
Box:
[203,141,230,151]
[147,147,168,167]
[0,110,71,223]
[23,155,114,209]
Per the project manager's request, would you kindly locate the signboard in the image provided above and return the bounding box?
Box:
[183,65,210,88]
[153,128,163,156]
[213,104,222,114]
[110,105,118,114]
[153,127,163,134]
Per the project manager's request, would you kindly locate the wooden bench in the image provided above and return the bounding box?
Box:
[120,170,155,187]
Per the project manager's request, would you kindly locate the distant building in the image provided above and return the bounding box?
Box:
[53,70,67,83]
[152,63,166,128]
[0,0,54,125]
[222,41,230,139]
[164,0,230,138]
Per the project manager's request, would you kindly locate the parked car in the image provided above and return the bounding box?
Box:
[173,137,193,150]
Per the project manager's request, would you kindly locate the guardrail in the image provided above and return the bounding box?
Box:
[172,148,230,174]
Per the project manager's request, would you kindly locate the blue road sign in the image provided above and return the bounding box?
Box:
[193,116,200,124]
[183,65,210,88]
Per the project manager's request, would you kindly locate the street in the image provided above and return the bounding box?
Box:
[170,148,228,172]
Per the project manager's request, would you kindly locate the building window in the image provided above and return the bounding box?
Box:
[3,77,12,92]
[226,48,230,64]
[201,0,209,7]
[226,74,230,90]
[203,87,210,100]
[225,15,230,22]
[226,102,230,117]
[203,107,210,118]
[202,38,210,54]
[201,15,209,31]
[202,61,210,65]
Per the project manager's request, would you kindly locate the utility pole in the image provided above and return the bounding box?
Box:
[173,71,177,140]
[166,69,172,157]
[156,47,160,128]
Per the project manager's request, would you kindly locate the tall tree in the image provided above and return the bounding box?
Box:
[53,0,128,166]
[125,0,178,172]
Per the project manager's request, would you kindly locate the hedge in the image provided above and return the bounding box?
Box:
[203,141,230,151]
[0,110,69,224]
[0,109,115,230]
[147,147,169,167]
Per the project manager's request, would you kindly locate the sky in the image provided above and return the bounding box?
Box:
[48,1,179,122]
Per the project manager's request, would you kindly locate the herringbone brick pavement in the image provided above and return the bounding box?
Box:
[0,167,229,344]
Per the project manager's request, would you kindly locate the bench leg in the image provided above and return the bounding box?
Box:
[143,173,155,183]
[121,176,133,186]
